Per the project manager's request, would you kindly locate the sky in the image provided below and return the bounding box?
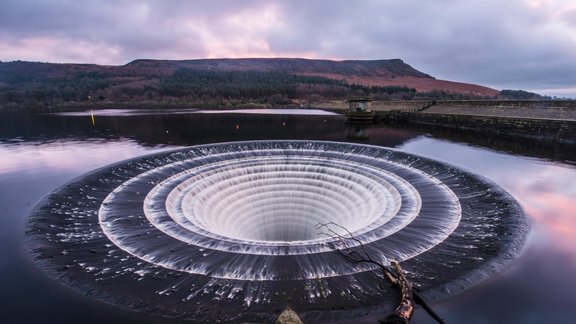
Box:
[1,0,575,98]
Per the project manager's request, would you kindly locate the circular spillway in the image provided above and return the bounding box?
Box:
[26,141,528,323]
[153,157,404,243]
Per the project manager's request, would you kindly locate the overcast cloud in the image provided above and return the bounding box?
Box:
[1,0,575,97]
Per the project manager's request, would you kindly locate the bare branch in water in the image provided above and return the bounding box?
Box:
[315,222,445,324]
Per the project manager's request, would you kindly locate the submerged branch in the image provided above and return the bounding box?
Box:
[315,222,445,324]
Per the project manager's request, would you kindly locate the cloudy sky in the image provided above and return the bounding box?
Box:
[1,0,575,97]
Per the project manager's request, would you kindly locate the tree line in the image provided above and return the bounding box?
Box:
[0,63,498,108]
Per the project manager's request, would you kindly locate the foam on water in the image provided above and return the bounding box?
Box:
[26,141,527,322]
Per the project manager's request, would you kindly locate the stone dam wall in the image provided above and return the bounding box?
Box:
[367,100,576,144]
[421,100,576,120]
[394,113,576,144]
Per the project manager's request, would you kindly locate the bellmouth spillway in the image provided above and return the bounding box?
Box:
[26,141,528,322]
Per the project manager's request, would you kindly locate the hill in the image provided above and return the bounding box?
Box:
[0,58,502,108]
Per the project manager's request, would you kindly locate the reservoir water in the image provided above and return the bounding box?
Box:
[1,108,575,323]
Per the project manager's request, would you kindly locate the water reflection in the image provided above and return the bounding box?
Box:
[401,138,576,248]
[1,109,576,323]
[506,165,576,259]
[392,122,576,166]
[0,140,163,175]
[401,138,576,324]
[0,110,357,147]
[347,125,369,140]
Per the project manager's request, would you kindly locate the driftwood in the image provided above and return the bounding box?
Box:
[315,222,445,324]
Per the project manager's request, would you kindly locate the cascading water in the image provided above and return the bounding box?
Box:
[26,141,527,322]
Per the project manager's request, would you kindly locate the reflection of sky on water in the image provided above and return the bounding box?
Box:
[54,108,200,116]
[1,128,575,323]
[54,108,338,117]
[402,137,576,323]
[0,140,171,176]
[0,138,181,324]
[196,108,338,115]
[401,137,576,254]
[0,140,170,270]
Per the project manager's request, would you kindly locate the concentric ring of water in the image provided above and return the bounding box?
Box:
[99,147,460,279]
[156,157,404,243]
[140,155,426,249]
[27,140,528,322]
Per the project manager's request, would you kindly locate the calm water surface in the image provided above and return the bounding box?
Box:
[1,109,575,323]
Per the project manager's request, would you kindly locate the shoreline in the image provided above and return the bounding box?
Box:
[328,99,576,144]
[3,99,575,144]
